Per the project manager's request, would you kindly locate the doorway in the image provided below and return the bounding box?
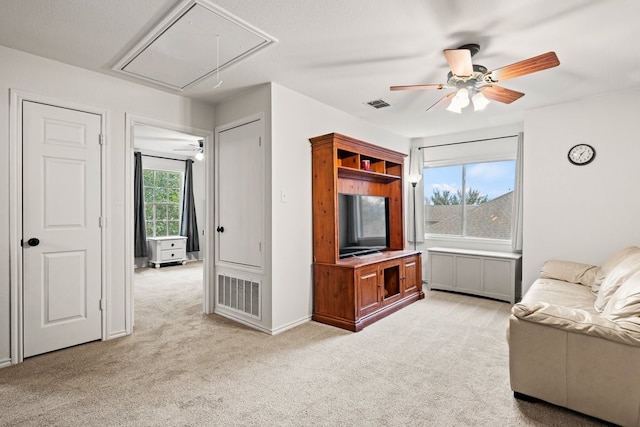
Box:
[126,116,214,331]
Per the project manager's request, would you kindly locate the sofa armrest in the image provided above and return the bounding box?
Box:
[540,260,600,287]
[512,301,640,346]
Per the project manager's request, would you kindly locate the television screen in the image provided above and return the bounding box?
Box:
[338,194,389,258]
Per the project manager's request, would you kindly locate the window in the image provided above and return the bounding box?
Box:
[423,160,516,240]
[143,169,182,237]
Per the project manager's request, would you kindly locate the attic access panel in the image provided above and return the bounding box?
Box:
[115,0,276,90]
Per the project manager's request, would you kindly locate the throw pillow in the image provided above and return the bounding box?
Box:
[593,246,640,293]
[594,251,640,313]
[602,270,640,321]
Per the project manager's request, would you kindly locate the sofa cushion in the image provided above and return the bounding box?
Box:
[512,299,640,346]
[594,252,640,313]
[540,260,599,287]
[522,278,596,310]
[594,246,640,292]
[603,270,640,322]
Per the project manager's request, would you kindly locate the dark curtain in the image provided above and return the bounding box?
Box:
[181,160,200,252]
[133,151,148,257]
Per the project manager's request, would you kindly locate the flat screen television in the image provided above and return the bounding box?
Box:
[338,193,390,258]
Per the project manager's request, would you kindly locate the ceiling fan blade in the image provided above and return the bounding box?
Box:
[485,51,560,82]
[390,84,446,91]
[443,49,473,76]
[173,148,197,151]
[481,85,525,104]
[426,93,456,112]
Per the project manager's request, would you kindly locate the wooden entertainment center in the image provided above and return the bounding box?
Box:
[309,133,424,332]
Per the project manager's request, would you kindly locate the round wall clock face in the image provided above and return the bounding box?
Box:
[567,144,596,166]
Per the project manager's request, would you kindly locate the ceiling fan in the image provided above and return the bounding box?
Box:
[173,139,204,160]
[390,44,560,113]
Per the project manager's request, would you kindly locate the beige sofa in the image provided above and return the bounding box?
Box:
[508,246,640,426]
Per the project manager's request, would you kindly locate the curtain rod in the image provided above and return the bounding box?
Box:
[417,134,519,150]
[139,153,188,162]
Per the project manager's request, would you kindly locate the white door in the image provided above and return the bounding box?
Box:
[217,119,263,268]
[22,101,103,358]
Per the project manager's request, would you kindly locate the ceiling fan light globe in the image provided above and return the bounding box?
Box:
[446,103,462,114]
[472,92,491,111]
[195,151,204,161]
[455,88,470,108]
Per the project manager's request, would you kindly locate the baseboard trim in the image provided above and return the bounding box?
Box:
[271,316,312,335]
[214,308,271,334]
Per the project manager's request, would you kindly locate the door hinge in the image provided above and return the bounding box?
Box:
[99,134,105,145]
[258,137,261,147]
[99,299,105,311]
[99,217,104,228]
[259,242,262,252]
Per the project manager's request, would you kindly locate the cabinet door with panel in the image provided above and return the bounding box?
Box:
[402,255,420,295]
[456,256,482,294]
[429,253,455,290]
[357,265,381,317]
[482,258,513,300]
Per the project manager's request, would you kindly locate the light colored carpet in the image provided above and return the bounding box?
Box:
[0,261,609,426]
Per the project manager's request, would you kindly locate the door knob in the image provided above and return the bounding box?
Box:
[216,226,225,233]
[27,238,40,247]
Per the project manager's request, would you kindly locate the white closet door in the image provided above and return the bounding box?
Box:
[22,101,103,357]
[217,119,263,268]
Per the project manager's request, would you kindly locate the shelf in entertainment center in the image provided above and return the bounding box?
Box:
[337,166,401,183]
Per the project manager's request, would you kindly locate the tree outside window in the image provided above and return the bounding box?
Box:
[423,160,515,240]
[143,169,182,237]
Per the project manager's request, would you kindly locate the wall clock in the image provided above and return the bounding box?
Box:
[567,144,596,166]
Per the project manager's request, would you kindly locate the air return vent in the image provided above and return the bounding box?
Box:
[366,99,391,109]
[218,274,261,319]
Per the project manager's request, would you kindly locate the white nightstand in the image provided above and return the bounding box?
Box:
[147,236,188,268]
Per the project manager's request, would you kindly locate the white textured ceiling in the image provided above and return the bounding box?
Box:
[1,0,639,138]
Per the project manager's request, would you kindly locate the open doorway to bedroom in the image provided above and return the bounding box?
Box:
[131,122,212,326]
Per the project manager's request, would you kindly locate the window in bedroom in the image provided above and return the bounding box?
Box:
[143,169,183,237]
[423,160,516,240]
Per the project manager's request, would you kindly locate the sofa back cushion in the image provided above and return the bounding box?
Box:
[603,270,640,321]
[593,246,640,292]
[594,251,640,313]
[540,260,598,286]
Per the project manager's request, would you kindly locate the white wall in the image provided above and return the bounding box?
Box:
[522,88,640,293]
[214,83,410,333]
[270,83,410,332]
[213,84,274,332]
[0,46,215,364]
